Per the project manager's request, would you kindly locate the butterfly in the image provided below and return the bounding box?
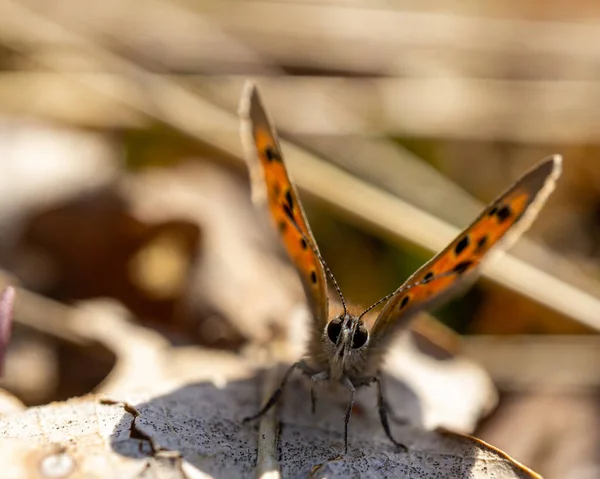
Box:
[238,82,562,455]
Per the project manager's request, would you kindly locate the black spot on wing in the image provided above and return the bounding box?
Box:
[496,205,512,223]
[265,146,281,162]
[454,236,470,256]
[310,271,317,284]
[476,236,488,251]
[400,296,409,309]
[282,202,294,221]
[452,261,473,275]
[285,190,294,211]
[423,272,434,283]
[300,238,307,250]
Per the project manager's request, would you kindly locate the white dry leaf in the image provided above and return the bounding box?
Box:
[383,334,496,434]
[0,121,118,219]
[0,389,25,416]
[0,300,539,478]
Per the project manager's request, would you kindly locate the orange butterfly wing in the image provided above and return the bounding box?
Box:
[239,83,329,330]
[369,156,562,352]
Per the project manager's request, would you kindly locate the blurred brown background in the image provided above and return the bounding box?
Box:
[0,1,600,478]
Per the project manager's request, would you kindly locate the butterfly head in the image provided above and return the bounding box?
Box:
[320,313,370,380]
[327,314,369,353]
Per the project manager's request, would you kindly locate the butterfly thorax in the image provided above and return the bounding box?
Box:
[304,314,372,382]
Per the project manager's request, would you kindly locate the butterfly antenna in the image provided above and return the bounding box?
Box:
[282,203,348,316]
[358,270,457,320]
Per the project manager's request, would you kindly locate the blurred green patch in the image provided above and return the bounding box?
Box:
[304,200,483,333]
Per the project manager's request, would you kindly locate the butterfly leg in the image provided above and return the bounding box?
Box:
[310,371,329,414]
[384,402,410,426]
[374,375,408,452]
[243,361,301,423]
[374,375,410,426]
[341,376,356,455]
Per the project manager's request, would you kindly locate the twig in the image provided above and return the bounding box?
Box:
[0,287,15,376]
[255,367,283,479]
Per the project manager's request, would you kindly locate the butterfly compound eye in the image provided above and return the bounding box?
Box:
[326,319,342,344]
[351,327,368,349]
